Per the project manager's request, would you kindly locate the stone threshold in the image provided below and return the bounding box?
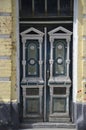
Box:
[20,122,76,129]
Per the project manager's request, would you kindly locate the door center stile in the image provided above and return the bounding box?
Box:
[44,27,47,121]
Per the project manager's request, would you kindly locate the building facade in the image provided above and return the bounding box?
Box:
[0,0,86,130]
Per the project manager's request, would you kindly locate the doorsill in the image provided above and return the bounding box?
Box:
[20,122,76,129]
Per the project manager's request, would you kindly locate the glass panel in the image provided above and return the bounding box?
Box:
[47,0,57,15]
[25,40,39,77]
[28,43,37,59]
[55,64,64,75]
[53,87,66,95]
[53,98,66,112]
[53,40,67,75]
[26,98,39,114]
[26,88,39,95]
[28,64,37,76]
[60,0,71,16]
[34,0,45,15]
[20,0,32,17]
[20,0,73,18]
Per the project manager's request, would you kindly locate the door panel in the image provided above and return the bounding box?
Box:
[53,39,67,76]
[21,27,44,120]
[20,26,72,122]
[25,40,39,77]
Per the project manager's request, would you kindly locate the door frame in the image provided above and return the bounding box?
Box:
[15,0,78,123]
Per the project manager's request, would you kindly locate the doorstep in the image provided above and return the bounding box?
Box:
[19,122,76,129]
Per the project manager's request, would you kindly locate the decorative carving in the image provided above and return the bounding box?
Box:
[49,37,54,43]
[49,59,53,64]
[22,38,26,44]
[30,45,35,50]
[66,38,71,43]
[22,60,26,65]
[50,87,53,96]
[66,59,70,64]
[39,60,43,64]
[58,44,63,49]
[20,27,44,37]
[29,59,35,65]
[57,57,63,64]
[38,38,43,44]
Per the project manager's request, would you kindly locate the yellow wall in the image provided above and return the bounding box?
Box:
[77,0,86,102]
[0,0,17,102]
[77,0,83,101]
[11,0,17,100]
[0,0,12,13]
[0,0,86,103]
[82,0,86,102]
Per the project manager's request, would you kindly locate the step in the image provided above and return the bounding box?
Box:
[20,122,76,129]
[19,128,76,130]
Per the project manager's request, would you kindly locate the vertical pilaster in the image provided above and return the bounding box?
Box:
[39,38,43,80]
[66,38,70,78]
[22,39,26,80]
[49,38,54,80]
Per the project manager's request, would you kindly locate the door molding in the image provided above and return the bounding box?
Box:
[20,27,44,82]
[73,0,78,103]
[19,21,73,24]
[44,27,47,121]
[16,0,20,103]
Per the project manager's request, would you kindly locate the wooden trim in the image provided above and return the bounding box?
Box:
[44,27,47,121]
[73,0,78,103]
[20,21,73,24]
[16,0,20,103]
[45,0,47,13]
[32,0,35,15]
[57,0,60,15]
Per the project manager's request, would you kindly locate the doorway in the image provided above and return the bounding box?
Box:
[20,25,72,122]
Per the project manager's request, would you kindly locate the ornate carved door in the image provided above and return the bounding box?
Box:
[20,26,72,122]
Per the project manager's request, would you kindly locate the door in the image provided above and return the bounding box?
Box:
[20,26,72,122]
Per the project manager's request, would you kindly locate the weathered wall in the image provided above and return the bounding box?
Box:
[0,0,17,102]
[0,0,19,128]
[82,0,86,102]
[77,0,86,102]
[11,0,18,101]
[77,0,83,102]
[76,1,86,129]
[0,0,12,102]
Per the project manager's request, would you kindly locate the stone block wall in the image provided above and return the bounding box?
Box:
[0,0,19,129]
[76,0,86,129]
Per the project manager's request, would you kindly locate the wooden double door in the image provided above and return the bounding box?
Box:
[20,25,72,122]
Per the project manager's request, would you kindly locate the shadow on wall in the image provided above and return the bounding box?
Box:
[0,98,19,130]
